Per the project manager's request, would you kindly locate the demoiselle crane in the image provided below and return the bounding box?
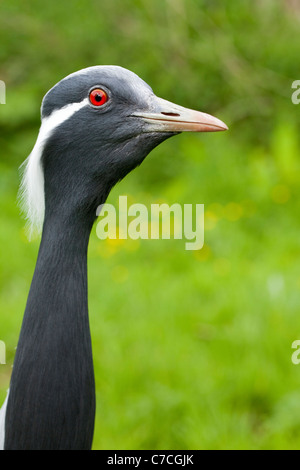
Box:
[0,66,227,450]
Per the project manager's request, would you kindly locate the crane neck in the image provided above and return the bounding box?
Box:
[4,203,99,449]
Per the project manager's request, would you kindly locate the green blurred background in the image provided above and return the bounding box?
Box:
[1,0,300,450]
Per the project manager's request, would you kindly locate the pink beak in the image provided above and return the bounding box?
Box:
[133,97,228,133]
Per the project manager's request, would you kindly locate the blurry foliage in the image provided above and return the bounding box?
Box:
[1,0,300,450]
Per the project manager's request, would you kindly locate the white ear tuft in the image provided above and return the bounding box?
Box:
[19,99,89,239]
[19,124,47,239]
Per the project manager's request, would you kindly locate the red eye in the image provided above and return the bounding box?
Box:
[89,88,108,107]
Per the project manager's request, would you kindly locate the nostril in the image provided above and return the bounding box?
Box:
[161,112,180,117]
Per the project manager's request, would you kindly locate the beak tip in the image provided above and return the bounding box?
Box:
[212,117,228,132]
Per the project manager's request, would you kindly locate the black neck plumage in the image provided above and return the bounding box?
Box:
[3,124,171,449]
[4,205,97,450]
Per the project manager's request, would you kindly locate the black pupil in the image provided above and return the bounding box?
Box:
[95,93,102,102]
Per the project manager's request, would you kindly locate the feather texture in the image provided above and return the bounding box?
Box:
[19,99,89,237]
